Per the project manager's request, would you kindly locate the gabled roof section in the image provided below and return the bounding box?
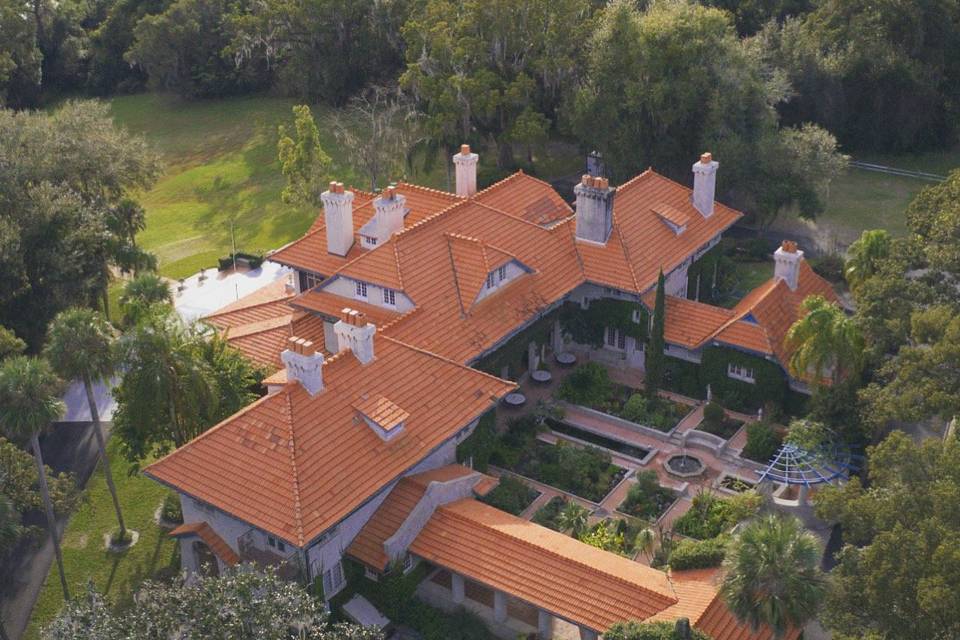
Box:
[337,240,406,290]
[445,233,520,313]
[292,288,401,326]
[652,203,690,234]
[582,170,742,293]
[204,279,295,330]
[410,499,679,633]
[170,522,240,566]
[474,171,572,227]
[145,336,515,547]
[270,184,459,277]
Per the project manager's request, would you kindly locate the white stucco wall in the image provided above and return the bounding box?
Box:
[474,260,528,304]
[321,275,415,313]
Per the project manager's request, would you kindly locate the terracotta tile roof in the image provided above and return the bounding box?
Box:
[170,522,240,566]
[354,395,409,432]
[409,499,679,632]
[204,279,296,330]
[642,293,735,349]
[588,170,742,292]
[445,233,519,312]
[652,203,691,230]
[474,171,572,227]
[270,184,459,276]
[345,463,487,570]
[291,288,401,326]
[695,593,801,640]
[145,336,515,547]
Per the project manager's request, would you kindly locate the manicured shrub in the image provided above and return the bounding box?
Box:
[512,440,624,502]
[480,476,538,516]
[742,420,784,463]
[703,401,725,424]
[557,362,612,406]
[619,471,677,520]
[606,620,711,640]
[668,536,727,570]
[161,493,183,524]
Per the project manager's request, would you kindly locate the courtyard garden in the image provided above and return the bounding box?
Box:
[617,471,678,522]
[489,416,626,503]
[545,418,651,460]
[741,420,785,464]
[556,363,690,432]
[672,490,761,540]
[479,476,540,516]
[694,402,745,440]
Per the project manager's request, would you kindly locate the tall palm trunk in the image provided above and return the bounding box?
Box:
[31,433,69,600]
[84,374,125,538]
[0,614,10,640]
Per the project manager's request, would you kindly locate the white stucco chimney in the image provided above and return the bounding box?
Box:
[280,337,324,395]
[453,144,479,198]
[574,174,615,245]
[774,240,804,291]
[362,185,406,245]
[333,308,376,365]
[321,181,355,256]
[692,152,719,218]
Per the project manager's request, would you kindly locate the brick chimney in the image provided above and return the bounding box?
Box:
[453,144,479,197]
[774,240,804,291]
[280,337,324,395]
[333,308,376,365]
[366,184,406,244]
[574,174,615,244]
[691,152,719,218]
[321,181,355,256]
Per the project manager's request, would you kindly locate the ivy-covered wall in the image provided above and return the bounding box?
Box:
[473,306,559,378]
[700,346,787,412]
[559,299,647,348]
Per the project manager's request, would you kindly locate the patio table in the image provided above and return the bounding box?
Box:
[531,369,552,384]
[504,392,527,407]
[556,352,577,367]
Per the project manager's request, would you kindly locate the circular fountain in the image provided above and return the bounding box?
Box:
[664,453,705,479]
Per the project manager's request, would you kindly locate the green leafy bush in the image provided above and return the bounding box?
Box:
[619,471,677,520]
[557,362,612,406]
[672,490,761,540]
[606,620,711,640]
[401,603,494,640]
[532,496,568,531]
[742,420,784,463]
[703,401,725,424]
[489,415,542,469]
[480,476,539,516]
[161,493,183,524]
[456,410,497,471]
[697,402,744,439]
[668,536,727,570]
[511,440,624,502]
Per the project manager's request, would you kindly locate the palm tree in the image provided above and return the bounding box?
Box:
[844,229,891,291]
[721,514,827,638]
[0,356,69,600]
[786,295,864,386]
[45,309,126,540]
[635,527,656,560]
[119,273,172,327]
[557,501,589,537]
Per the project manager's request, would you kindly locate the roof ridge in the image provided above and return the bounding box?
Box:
[396,181,461,200]
[697,278,781,348]
[613,223,641,292]
[560,218,588,280]
[472,200,561,232]
[612,167,656,195]
[204,294,295,320]
[144,391,285,474]
[472,170,522,199]
[378,335,516,390]
[221,314,294,339]
[445,236,470,316]
[392,241,405,289]
[379,307,419,333]
[441,502,678,607]
[282,390,306,547]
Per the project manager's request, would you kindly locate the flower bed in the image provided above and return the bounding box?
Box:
[556,363,688,432]
[617,470,678,521]
[508,440,626,503]
[480,476,540,516]
[694,401,744,440]
[531,496,569,531]
[672,490,761,540]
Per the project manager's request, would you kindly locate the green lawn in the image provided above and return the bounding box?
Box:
[109,94,453,279]
[820,148,960,242]
[24,437,180,640]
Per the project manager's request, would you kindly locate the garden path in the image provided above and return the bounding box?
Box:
[673,404,705,434]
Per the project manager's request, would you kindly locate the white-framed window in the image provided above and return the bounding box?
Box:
[322,561,346,598]
[382,288,396,306]
[403,553,417,574]
[604,327,626,351]
[299,271,323,292]
[727,363,756,383]
[486,272,495,289]
[364,567,380,582]
[497,265,507,282]
[632,308,641,323]
[355,281,368,299]
[363,236,378,247]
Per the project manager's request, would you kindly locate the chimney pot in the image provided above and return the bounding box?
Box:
[774,240,804,291]
[460,144,470,155]
[700,152,712,164]
[453,145,479,197]
[692,152,719,218]
[282,335,324,395]
[321,181,355,256]
[334,310,376,364]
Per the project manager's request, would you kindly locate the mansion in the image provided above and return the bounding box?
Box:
[145,146,833,640]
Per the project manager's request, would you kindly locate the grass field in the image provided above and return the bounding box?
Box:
[24,438,180,640]
[819,149,960,242]
[109,94,452,280]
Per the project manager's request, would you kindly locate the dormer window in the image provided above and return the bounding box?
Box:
[652,204,690,235]
[486,264,508,290]
[485,272,495,289]
[382,288,396,306]
[355,281,368,299]
[363,235,378,248]
[497,265,506,281]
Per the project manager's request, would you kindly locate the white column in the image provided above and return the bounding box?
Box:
[451,572,465,604]
[494,590,508,623]
[538,610,554,639]
[579,628,598,640]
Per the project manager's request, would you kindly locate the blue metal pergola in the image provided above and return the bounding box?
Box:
[755,442,863,487]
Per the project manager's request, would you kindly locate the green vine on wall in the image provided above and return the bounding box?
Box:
[700,346,787,412]
[559,299,647,348]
